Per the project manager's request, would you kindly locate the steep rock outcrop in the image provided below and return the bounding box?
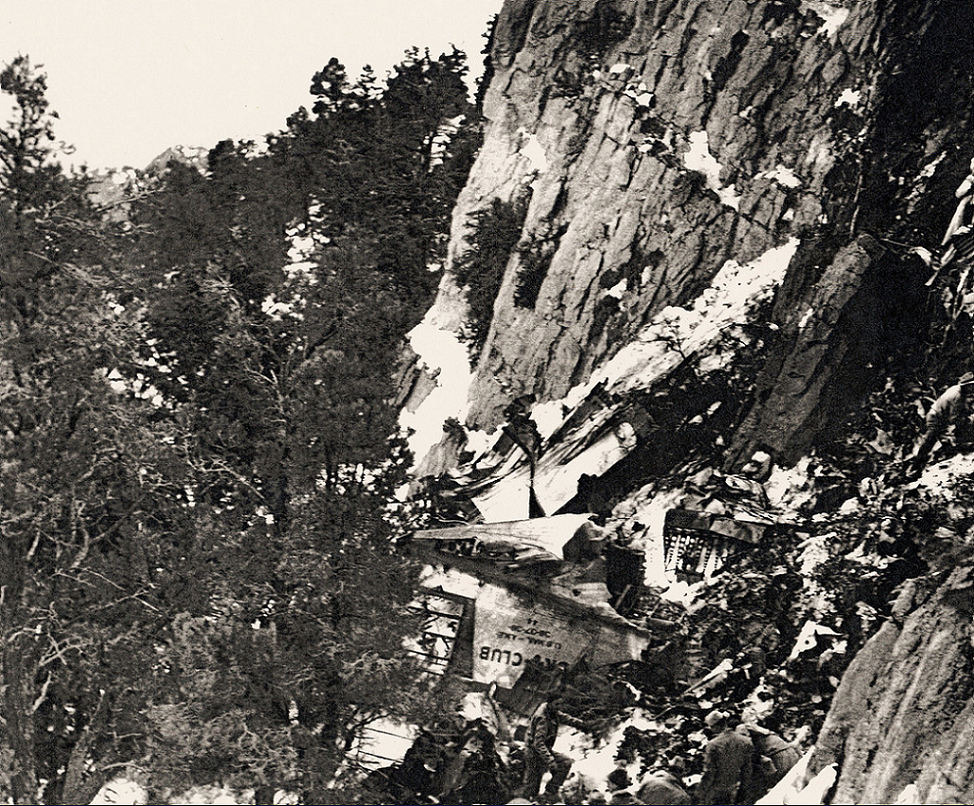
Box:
[403,3,974,801]
[729,232,893,463]
[429,0,971,460]
[811,565,974,804]
[405,2,974,801]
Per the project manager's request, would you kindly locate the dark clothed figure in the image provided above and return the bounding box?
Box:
[637,770,692,805]
[910,377,974,470]
[741,728,802,802]
[757,731,801,781]
[391,730,443,803]
[697,725,754,805]
[438,721,508,805]
[519,700,573,803]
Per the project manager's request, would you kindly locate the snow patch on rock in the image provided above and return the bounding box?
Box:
[400,313,476,462]
[918,152,946,180]
[915,452,974,496]
[760,166,802,188]
[529,238,799,448]
[518,128,548,174]
[803,1,850,38]
[590,238,799,394]
[605,277,628,300]
[684,130,740,209]
[803,130,835,175]
[834,88,861,109]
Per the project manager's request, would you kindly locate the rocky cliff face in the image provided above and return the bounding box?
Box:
[419,0,971,463]
[812,564,974,804]
[406,2,974,802]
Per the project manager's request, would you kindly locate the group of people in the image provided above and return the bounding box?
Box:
[695,711,801,805]
[510,692,800,805]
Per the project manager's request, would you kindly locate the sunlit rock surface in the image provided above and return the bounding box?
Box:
[416,0,969,464]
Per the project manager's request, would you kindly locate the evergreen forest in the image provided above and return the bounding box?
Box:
[0,47,481,805]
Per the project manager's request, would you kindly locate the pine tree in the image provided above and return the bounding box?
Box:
[116,50,481,801]
[0,45,482,803]
[278,48,479,314]
[0,57,199,805]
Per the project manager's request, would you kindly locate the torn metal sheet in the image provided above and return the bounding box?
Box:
[412,513,592,568]
[470,582,650,688]
[471,418,636,521]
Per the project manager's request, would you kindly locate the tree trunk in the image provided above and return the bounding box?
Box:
[58,727,110,806]
[3,647,40,806]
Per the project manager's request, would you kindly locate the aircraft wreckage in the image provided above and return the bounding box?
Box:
[404,317,798,703]
[408,514,682,703]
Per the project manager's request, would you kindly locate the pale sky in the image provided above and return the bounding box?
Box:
[0,0,501,172]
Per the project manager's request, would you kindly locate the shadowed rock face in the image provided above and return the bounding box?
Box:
[408,8,974,794]
[812,566,974,804]
[429,0,970,464]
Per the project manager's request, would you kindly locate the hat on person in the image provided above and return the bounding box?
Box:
[704,710,729,729]
[668,756,687,775]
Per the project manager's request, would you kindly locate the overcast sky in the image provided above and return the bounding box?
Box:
[0,0,501,172]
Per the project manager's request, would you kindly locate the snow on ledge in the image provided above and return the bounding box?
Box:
[400,312,475,463]
[684,130,740,209]
[532,238,800,438]
[593,238,799,393]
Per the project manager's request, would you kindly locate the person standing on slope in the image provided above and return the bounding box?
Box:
[517,691,573,804]
[696,711,754,805]
[908,373,974,473]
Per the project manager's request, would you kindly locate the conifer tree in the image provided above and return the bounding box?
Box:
[0,56,198,805]
[117,48,481,802]
[0,45,481,804]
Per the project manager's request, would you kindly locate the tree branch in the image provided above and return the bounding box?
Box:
[30,671,52,713]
